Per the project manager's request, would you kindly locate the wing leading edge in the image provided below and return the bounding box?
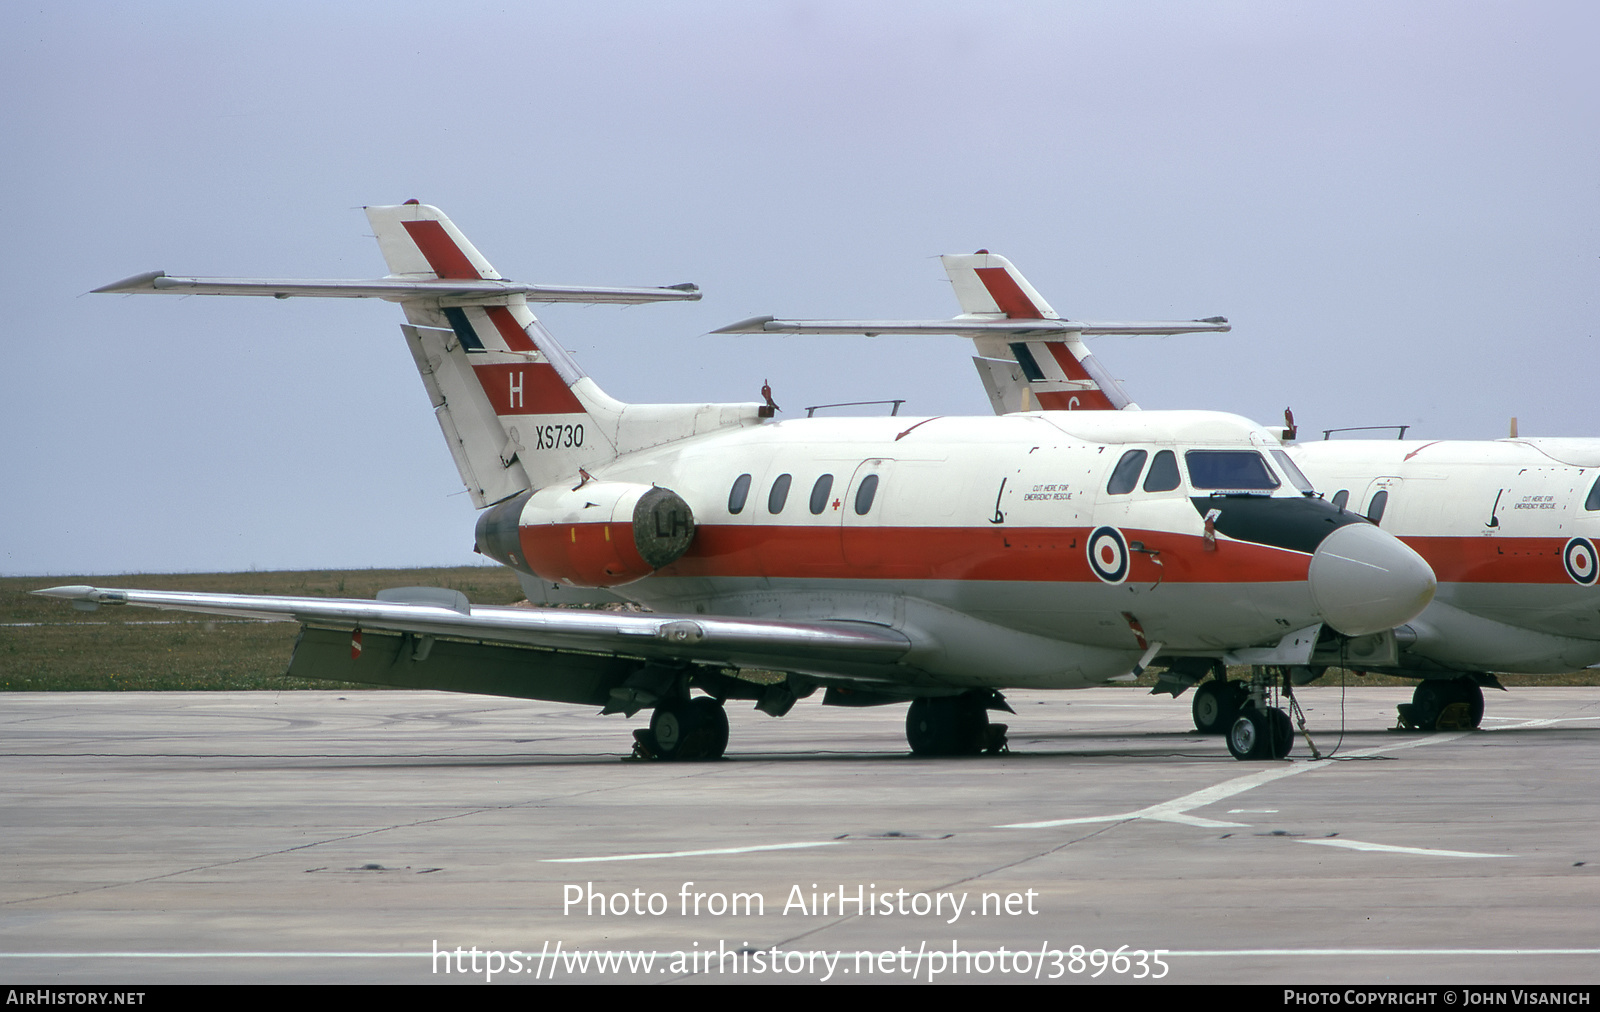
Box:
[32,585,912,682]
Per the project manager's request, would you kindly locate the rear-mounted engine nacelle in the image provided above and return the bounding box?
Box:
[475,482,695,587]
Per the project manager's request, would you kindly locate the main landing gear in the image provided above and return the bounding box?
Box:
[1191,678,1251,735]
[633,696,730,761]
[906,691,1010,756]
[1397,678,1485,731]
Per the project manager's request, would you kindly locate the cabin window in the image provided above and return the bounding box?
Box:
[809,474,834,515]
[1185,450,1281,491]
[1106,450,1148,495]
[728,474,752,514]
[1587,475,1600,511]
[1331,489,1350,511]
[1270,449,1315,493]
[768,473,792,514]
[1367,489,1389,525]
[1142,450,1181,492]
[855,474,880,515]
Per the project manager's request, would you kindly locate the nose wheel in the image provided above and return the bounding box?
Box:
[1226,705,1294,760]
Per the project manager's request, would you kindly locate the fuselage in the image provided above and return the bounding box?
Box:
[1289,437,1600,674]
[481,409,1436,690]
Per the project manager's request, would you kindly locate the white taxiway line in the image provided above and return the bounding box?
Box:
[541,841,843,863]
[1296,838,1508,858]
[996,731,1468,830]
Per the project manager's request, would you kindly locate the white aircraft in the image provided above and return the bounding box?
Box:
[875,251,1600,733]
[40,205,1436,762]
[1285,436,1600,728]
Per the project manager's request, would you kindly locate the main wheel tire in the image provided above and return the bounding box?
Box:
[1267,706,1294,759]
[1192,680,1233,734]
[1410,681,1447,731]
[648,699,721,761]
[1452,679,1485,728]
[906,696,987,756]
[690,696,729,759]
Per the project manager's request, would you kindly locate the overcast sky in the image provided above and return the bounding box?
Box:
[4,1,1596,576]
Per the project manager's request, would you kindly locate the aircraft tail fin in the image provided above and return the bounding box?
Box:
[94,202,759,508]
[941,252,1135,411]
[364,203,761,504]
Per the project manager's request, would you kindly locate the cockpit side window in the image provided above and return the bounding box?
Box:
[1106,450,1148,495]
[1331,489,1350,511]
[1185,450,1281,491]
[1270,449,1315,493]
[1587,475,1600,511]
[1142,450,1181,492]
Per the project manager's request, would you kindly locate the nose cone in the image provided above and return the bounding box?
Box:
[1308,523,1436,636]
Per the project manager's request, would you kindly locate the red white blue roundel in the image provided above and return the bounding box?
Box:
[1564,537,1597,586]
[1087,526,1129,584]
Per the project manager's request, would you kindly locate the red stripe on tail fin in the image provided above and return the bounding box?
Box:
[975,267,1045,319]
[401,220,482,279]
[1039,343,1117,410]
[485,306,540,354]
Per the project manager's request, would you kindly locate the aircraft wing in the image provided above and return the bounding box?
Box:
[92,271,701,305]
[32,585,911,677]
[712,315,1230,337]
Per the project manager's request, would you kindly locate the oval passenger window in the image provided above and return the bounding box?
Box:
[728,473,752,514]
[855,474,880,515]
[1367,490,1389,525]
[809,474,834,515]
[768,474,792,514]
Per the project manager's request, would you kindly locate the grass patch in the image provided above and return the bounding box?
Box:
[2,567,524,691]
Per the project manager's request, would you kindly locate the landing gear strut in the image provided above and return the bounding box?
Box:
[1397,678,1484,731]
[906,692,1009,756]
[635,696,730,760]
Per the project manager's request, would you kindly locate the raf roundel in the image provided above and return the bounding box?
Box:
[1564,537,1597,586]
[1087,526,1130,584]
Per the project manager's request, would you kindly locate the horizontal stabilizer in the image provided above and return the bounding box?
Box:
[712,316,1229,337]
[92,271,701,305]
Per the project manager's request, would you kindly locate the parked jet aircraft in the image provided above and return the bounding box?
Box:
[41,205,1436,762]
[806,251,1598,733]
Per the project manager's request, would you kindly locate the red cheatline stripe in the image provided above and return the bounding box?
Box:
[401,219,482,279]
[1404,536,1591,584]
[974,266,1045,319]
[647,524,1310,583]
[484,306,539,353]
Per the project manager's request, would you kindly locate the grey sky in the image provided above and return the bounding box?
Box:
[4,1,1596,576]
